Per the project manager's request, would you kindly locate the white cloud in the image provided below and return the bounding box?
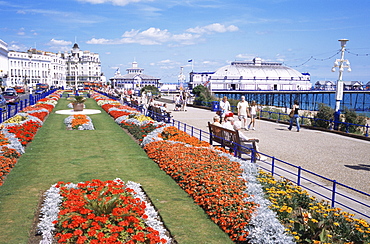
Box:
[76,0,153,6]
[236,53,257,60]
[87,23,238,46]
[86,38,112,44]
[8,43,25,51]
[159,59,172,64]
[48,39,72,46]
[187,23,239,34]
[17,27,25,36]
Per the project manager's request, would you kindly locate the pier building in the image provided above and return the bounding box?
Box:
[109,61,161,91]
[189,57,311,91]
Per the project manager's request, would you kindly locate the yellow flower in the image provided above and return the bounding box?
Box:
[356,228,364,233]
[334,222,340,226]
[294,236,300,240]
[311,219,319,223]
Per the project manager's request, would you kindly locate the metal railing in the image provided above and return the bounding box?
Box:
[194,101,369,137]
[141,107,370,220]
[110,95,370,220]
[0,90,56,123]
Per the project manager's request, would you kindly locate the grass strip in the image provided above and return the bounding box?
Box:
[0,98,232,244]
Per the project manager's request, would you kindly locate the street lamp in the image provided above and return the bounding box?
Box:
[331,39,351,129]
[71,56,79,92]
[27,49,33,87]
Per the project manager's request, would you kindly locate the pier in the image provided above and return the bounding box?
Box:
[214,90,370,112]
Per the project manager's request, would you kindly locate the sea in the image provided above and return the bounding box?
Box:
[214,90,370,118]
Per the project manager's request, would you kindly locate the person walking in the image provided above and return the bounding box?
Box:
[219,96,231,123]
[248,100,258,130]
[288,100,300,132]
[237,96,250,130]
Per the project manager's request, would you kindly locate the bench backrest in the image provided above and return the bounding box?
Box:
[208,122,240,148]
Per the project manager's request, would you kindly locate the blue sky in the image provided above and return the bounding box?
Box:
[1,0,370,84]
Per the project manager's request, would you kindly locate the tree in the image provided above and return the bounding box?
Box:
[192,85,215,104]
[140,85,159,95]
[314,103,334,129]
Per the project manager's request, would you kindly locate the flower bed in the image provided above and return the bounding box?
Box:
[92,91,370,243]
[0,91,62,186]
[64,114,94,130]
[37,179,171,244]
[257,171,370,243]
[0,147,21,186]
[91,92,292,243]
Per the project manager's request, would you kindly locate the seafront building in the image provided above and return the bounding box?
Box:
[7,49,66,89]
[65,43,103,89]
[0,39,104,89]
[189,57,312,91]
[109,61,161,92]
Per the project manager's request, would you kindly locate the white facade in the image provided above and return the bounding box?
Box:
[0,40,103,89]
[109,61,161,90]
[189,58,311,91]
[65,43,103,89]
[0,40,8,86]
[7,49,67,88]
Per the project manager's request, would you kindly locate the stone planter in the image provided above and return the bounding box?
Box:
[72,103,84,111]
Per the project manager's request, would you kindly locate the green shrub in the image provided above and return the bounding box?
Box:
[340,108,367,134]
[192,85,217,104]
[314,103,334,129]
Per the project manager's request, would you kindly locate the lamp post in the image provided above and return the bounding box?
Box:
[331,39,351,130]
[27,49,33,88]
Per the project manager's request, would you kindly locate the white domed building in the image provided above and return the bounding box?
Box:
[189,57,311,91]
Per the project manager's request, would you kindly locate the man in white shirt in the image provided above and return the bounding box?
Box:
[237,96,249,130]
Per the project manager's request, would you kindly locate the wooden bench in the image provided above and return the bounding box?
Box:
[208,122,260,161]
[149,106,172,123]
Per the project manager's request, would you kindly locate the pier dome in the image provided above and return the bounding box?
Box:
[190,57,311,91]
[214,58,304,80]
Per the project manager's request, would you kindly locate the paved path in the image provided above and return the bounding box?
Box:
[163,102,370,198]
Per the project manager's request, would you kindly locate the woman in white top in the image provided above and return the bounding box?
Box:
[248,101,259,130]
[219,96,231,123]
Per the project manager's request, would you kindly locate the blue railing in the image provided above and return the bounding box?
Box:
[258,110,369,137]
[109,94,370,220]
[194,101,369,137]
[145,109,370,220]
[0,90,56,123]
[167,118,370,220]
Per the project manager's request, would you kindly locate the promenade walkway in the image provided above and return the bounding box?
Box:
[163,100,370,216]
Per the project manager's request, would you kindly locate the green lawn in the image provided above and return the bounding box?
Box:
[0,98,232,244]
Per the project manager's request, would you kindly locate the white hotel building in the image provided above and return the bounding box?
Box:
[189,57,311,91]
[0,39,104,89]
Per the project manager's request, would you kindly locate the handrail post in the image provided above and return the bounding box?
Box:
[0,108,3,123]
[15,102,19,114]
[7,104,11,119]
[297,166,302,186]
[366,124,369,137]
[271,157,275,176]
[331,180,337,208]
